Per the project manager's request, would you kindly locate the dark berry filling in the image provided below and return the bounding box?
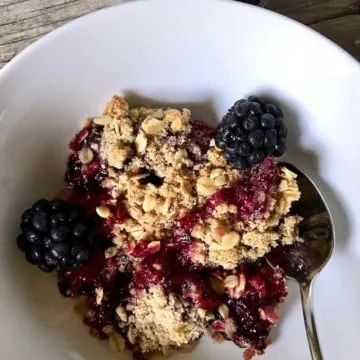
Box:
[188,119,216,160]
[209,262,287,352]
[105,199,128,226]
[58,251,132,338]
[58,251,131,297]
[267,242,314,282]
[131,242,221,311]
[66,124,106,193]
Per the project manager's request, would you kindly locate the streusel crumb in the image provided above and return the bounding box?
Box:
[128,286,205,354]
[99,98,201,243]
[97,97,242,248]
[93,96,301,269]
[191,166,301,269]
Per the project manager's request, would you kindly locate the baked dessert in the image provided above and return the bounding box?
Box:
[16,95,301,359]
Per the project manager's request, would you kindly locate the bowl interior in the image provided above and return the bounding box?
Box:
[0,1,360,359]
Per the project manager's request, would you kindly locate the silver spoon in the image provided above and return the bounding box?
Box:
[267,162,335,360]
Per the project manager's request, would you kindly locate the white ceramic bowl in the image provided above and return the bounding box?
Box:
[1,1,359,359]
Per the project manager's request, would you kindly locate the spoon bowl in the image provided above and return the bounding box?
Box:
[268,162,335,282]
[267,161,335,360]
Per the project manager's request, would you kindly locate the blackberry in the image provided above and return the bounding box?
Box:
[215,96,288,169]
[243,115,258,132]
[248,150,265,166]
[16,198,93,272]
[248,129,264,149]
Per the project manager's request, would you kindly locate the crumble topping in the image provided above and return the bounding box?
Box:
[96,96,242,245]
[280,216,302,244]
[124,285,205,355]
[93,97,300,268]
[99,98,197,240]
[190,167,301,269]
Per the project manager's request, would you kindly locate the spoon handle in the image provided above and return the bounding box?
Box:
[300,281,323,360]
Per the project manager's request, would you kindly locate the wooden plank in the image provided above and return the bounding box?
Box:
[0,0,123,67]
[312,14,360,59]
[0,0,360,68]
[263,0,360,59]
[267,0,360,25]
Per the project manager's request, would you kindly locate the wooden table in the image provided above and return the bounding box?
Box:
[1,0,359,69]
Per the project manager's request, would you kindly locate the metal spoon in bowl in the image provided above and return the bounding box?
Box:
[267,162,335,360]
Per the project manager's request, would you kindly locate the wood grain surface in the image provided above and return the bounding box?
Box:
[0,0,123,68]
[268,0,360,60]
[0,0,359,69]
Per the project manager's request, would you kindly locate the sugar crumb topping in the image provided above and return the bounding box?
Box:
[127,286,205,354]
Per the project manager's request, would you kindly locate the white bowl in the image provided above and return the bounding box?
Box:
[1,1,359,359]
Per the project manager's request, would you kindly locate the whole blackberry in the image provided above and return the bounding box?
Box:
[215,96,287,169]
[17,199,93,272]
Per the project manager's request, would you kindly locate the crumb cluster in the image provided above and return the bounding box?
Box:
[87,96,300,267]
[94,97,242,244]
[191,167,301,269]
[125,286,206,354]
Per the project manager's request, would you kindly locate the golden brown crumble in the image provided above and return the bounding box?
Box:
[92,96,301,269]
[98,98,199,242]
[280,215,303,245]
[125,285,205,355]
[95,97,243,248]
[190,167,301,269]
